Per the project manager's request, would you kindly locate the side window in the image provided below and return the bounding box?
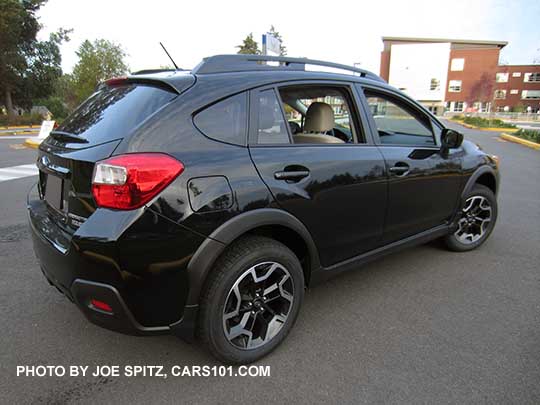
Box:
[364,92,435,146]
[278,85,362,144]
[257,90,290,144]
[194,92,247,145]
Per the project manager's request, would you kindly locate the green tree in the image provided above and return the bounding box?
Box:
[71,39,128,103]
[236,33,260,55]
[34,95,68,119]
[0,0,69,114]
[268,25,287,56]
[52,73,77,111]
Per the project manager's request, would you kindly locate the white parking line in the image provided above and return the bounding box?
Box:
[0,164,38,183]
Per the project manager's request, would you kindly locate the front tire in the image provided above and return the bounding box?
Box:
[199,235,304,364]
[444,184,497,252]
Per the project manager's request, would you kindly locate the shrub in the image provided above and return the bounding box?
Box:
[34,97,70,120]
[514,129,540,144]
[458,116,516,129]
[0,113,44,127]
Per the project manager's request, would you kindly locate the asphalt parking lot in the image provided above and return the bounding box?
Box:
[0,122,539,404]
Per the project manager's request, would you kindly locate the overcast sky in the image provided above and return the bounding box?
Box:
[37,0,540,74]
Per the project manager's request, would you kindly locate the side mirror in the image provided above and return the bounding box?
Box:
[440,128,463,152]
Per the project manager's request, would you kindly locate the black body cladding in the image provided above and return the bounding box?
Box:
[28,56,499,342]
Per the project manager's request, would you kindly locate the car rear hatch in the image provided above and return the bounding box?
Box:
[36,75,192,236]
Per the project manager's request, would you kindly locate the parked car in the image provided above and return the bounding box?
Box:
[28,55,499,364]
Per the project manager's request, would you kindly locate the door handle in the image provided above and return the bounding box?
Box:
[274,170,310,181]
[389,162,410,176]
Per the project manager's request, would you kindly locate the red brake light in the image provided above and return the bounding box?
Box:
[105,77,128,86]
[92,153,184,210]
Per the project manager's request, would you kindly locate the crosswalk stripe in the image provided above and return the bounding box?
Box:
[0,164,39,183]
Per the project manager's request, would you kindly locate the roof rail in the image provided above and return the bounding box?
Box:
[192,54,384,82]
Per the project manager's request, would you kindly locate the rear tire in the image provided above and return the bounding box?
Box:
[199,235,304,364]
[444,184,497,252]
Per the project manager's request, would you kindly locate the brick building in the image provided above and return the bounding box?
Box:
[380,36,540,114]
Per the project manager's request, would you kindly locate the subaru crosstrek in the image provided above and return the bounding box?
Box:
[28,55,499,364]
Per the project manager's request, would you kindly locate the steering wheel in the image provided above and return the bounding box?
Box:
[288,121,301,134]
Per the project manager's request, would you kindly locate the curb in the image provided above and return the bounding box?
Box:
[481,127,519,132]
[0,130,39,136]
[0,125,41,130]
[24,138,42,149]
[500,133,540,150]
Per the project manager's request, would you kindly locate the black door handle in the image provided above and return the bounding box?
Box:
[389,162,410,176]
[274,170,310,181]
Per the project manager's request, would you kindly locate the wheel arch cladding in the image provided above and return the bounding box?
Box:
[185,208,321,306]
[463,166,498,197]
[475,172,497,195]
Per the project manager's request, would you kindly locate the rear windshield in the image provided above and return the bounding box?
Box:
[57,83,176,143]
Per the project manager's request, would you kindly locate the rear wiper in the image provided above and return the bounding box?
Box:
[49,131,89,143]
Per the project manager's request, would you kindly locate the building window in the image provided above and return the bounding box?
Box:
[481,103,490,113]
[495,73,509,83]
[524,73,540,82]
[450,58,464,71]
[454,101,464,112]
[522,90,540,99]
[494,90,507,99]
[448,80,462,92]
[429,78,440,91]
[512,72,521,77]
[510,89,519,95]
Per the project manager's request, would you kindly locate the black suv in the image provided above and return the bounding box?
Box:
[28,55,499,364]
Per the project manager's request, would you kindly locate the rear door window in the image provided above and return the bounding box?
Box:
[194,93,248,146]
[58,83,176,144]
[256,89,290,144]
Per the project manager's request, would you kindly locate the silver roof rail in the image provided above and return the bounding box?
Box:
[192,54,384,82]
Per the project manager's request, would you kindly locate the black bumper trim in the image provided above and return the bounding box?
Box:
[71,279,170,336]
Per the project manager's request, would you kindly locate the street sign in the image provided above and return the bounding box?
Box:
[38,120,55,139]
[262,33,281,56]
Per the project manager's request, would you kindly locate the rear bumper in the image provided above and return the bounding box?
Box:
[27,183,203,340]
[42,268,169,335]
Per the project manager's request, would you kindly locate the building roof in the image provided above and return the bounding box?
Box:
[382,36,508,48]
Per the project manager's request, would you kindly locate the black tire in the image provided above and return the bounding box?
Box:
[444,184,497,252]
[199,235,304,364]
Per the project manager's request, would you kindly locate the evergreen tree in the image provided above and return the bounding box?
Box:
[236,33,261,55]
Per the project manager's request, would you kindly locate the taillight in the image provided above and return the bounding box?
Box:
[92,153,184,210]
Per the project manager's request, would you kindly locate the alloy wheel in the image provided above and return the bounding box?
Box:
[222,261,294,350]
[454,195,492,244]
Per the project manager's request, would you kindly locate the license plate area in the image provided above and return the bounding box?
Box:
[45,174,63,211]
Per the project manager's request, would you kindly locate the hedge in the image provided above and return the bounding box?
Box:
[513,129,540,144]
[0,114,44,127]
[451,115,516,129]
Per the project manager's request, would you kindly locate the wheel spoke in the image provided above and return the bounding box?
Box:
[263,283,279,296]
[223,284,241,321]
[227,312,253,341]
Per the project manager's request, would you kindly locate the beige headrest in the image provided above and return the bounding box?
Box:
[304,102,334,133]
